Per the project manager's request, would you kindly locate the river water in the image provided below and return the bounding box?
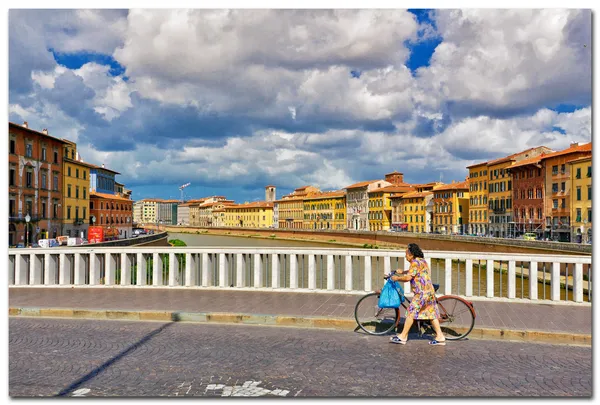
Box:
[167,232,591,303]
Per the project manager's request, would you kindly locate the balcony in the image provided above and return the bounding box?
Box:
[74,218,85,226]
[492,208,506,214]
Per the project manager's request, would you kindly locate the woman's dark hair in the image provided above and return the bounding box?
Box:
[407,243,424,258]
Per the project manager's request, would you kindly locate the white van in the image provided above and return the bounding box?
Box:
[67,237,84,246]
[38,239,60,248]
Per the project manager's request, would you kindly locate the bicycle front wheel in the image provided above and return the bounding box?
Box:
[437,296,475,340]
[354,292,399,335]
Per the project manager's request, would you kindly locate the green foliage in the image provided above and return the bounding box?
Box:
[168,239,187,247]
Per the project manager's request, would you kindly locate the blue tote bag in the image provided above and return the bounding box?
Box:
[378,278,402,308]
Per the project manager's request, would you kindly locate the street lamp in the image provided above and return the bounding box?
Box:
[25,214,31,247]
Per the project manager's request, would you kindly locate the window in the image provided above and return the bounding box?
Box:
[75,207,79,220]
[53,174,58,191]
[561,182,565,192]
[41,172,47,189]
[42,147,47,161]
[90,201,94,210]
[53,203,58,218]
[588,186,592,200]
[83,189,87,199]
[54,151,58,163]
[25,143,32,158]
[75,186,79,199]
[508,180,511,191]
[41,201,46,219]
[67,206,71,220]
[577,187,581,201]
[588,209,592,223]
[561,164,565,174]
[10,139,15,154]
[553,199,558,209]
[83,171,86,180]
[68,167,71,176]
[576,168,581,179]
[76,168,79,178]
[561,199,566,209]
[552,183,558,193]
[26,170,33,188]
[71,150,75,160]
[587,166,592,177]
[68,184,72,198]
[576,208,582,223]
[552,165,558,175]
[9,167,15,186]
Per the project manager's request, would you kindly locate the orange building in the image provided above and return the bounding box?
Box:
[89,192,134,239]
[432,181,470,235]
[9,122,68,245]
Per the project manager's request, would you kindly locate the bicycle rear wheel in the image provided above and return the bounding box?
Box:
[354,292,399,335]
[436,296,475,340]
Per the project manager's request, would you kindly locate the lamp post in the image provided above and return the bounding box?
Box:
[25,214,31,247]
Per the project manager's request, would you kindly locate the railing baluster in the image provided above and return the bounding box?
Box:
[308,254,316,290]
[272,253,279,288]
[478,261,481,296]
[345,255,352,291]
[564,263,569,301]
[486,259,494,298]
[529,261,538,300]
[574,263,584,303]
[365,255,372,292]
[508,260,516,299]
[465,259,473,297]
[290,254,298,289]
[327,255,334,290]
[542,263,547,300]
[499,260,503,298]
[520,261,524,299]
[444,258,452,295]
[551,262,560,301]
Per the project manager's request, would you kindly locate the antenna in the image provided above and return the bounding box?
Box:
[179,182,191,202]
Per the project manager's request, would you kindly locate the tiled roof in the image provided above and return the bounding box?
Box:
[226,201,274,209]
[466,161,489,169]
[88,164,121,175]
[304,190,346,200]
[567,156,592,164]
[509,155,544,169]
[432,181,469,191]
[9,122,70,144]
[368,184,414,193]
[400,191,433,199]
[541,142,592,160]
[345,180,381,189]
[90,192,132,202]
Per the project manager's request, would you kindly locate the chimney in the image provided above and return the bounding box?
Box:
[570,142,580,148]
[42,129,48,135]
[102,164,105,168]
[22,121,29,128]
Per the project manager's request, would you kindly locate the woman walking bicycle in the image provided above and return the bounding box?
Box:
[389,243,446,346]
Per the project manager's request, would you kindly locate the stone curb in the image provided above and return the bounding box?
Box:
[9,307,591,346]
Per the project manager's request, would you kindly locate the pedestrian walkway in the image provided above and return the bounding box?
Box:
[9,287,591,344]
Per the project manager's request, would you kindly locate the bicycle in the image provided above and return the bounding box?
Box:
[354,278,476,340]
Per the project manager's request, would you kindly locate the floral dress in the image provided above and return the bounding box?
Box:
[406,258,440,320]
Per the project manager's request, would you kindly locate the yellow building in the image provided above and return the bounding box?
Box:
[139,199,159,224]
[368,185,413,231]
[62,140,93,238]
[303,191,346,230]
[569,156,592,243]
[276,185,320,229]
[400,191,433,233]
[224,201,274,228]
[432,181,470,234]
[466,161,489,235]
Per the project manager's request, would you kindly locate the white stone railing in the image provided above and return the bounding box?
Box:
[8,247,592,304]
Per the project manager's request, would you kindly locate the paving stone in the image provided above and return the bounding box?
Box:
[8,317,591,397]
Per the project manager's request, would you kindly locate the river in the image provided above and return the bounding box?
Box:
[166,232,591,302]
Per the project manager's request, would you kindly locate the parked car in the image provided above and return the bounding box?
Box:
[523,232,537,241]
[38,239,60,248]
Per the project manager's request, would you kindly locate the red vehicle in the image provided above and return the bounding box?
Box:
[88,226,119,243]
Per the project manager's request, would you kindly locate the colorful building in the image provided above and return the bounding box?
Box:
[487,146,552,238]
[303,191,346,230]
[276,186,320,229]
[508,154,547,238]
[224,201,274,228]
[61,139,93,238]
[345,180,392,231]
[89,192,133,239]
[399,191,433,233]
[9,122,68,245]
[466,162,489,236]
[542,142,592,242]
[432,181,470,234]
[368,184,413,231]
[569,156,592,243]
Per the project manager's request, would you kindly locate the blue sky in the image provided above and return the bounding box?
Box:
[8,9,592,203]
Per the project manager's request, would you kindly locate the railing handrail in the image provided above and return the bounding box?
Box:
[8,247,592,264]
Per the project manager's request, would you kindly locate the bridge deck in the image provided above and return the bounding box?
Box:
[9,287,591,336]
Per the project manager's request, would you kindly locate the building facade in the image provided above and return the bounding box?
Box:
[467,162,489,235]
[276,186,320,229]
[224,201,274,228]
[303,191,346,230]
[432,181,470,234]
[9,122,67,245]
[62,140,92,238]
[368,185,413,231]
[569,156,592,243]
[400,191,433,233]
[509,155,546,238]
[543,142,592,242]
[89,192,133,239]
[345,180,392,231]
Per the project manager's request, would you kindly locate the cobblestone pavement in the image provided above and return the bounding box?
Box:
[9,318,591,397]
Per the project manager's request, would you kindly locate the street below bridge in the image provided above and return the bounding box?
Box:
[9,317,591,397]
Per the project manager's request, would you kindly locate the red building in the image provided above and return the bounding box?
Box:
[89,192,134,239]
[508,155,546,237]
[9,122,67,245]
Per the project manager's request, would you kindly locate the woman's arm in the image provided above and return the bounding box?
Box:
[390,269,412,282]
